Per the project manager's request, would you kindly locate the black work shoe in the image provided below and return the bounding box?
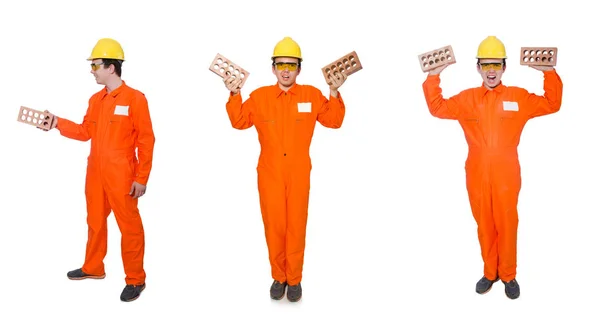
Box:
[270,280,287,300]
[475,276,499,294]
[287,283,302,302]
[120,283,146,302]
[67,268,106,280]
[503,279,520,300]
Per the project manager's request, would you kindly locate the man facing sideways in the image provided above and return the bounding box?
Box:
[43,38,155,302]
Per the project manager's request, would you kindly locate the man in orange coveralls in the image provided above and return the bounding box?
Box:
[43,38,155,302]
[223,37,348,302]
[422,36,563,300]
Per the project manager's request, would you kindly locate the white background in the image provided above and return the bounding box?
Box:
[0,0,597,334]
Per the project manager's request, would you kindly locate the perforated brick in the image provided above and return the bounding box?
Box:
[418,45,456,72]
[520,47,557,66]
[17,106,54,130]
[209,53,250,89]
[321,51,363,85]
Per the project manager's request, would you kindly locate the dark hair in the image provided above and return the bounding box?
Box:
[102,58,123,77]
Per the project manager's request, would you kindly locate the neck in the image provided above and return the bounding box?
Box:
[484,82,500,90]
[278,82,294,92]
[105,77,123,93]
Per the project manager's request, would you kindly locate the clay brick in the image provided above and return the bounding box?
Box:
[418,45,456,72]
[520,47,557,66]
[321,51,363,85]
[209,53,250,89]
[17,106,54,130]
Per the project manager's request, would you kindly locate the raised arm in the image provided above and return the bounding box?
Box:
[224,76,254,130]
[316,92,345,129]
[317,71,347,128]
[422,73,463,120]
[525,68,563,119]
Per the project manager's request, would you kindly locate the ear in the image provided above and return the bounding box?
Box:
[272,65,276,76]
[109,63,116,74]
[297,67,301,75]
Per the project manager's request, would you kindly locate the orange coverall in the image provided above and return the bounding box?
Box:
[422,70,563,282]
[226,83,345,285]
[57,81,155,285]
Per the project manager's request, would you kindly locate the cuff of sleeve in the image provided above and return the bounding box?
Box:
[135,176,149,185]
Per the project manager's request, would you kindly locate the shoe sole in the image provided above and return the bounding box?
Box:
[121,284,146,302]
[68,274,106,280]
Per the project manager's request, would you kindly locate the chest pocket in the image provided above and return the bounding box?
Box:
[109,104,134,136]
[109,115,133,130]
[500,100,518,120]
[295,101,312,124]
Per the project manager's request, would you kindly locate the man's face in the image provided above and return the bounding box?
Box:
[272,57,301,89]
[90,59,110,85]
[477,58,505,89]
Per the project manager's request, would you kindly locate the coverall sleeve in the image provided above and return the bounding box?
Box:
[56,98,94,141]
[525,69,563,119]
[132,93,155,186]
[226,92,254,130]
[316,92,345,129]
[422,74,463,120]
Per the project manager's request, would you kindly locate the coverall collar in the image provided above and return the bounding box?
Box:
[100,80,128,98]
[274,82,299,98]
[478,81,506,98]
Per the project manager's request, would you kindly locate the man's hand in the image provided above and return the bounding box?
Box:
[529,65,554,72]
[130,181,147,199]
[224,75,242,95]
[37,111,58,132]
[329,72,347,98]
[428,64,449,76]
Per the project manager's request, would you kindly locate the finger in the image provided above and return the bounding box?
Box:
[329,74,339,86]
[129,184,135,195]
[333,74,342,87]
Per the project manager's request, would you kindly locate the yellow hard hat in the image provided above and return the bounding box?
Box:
[476,36,507,59]
[87,38,125,61]
[272,37,302,61]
